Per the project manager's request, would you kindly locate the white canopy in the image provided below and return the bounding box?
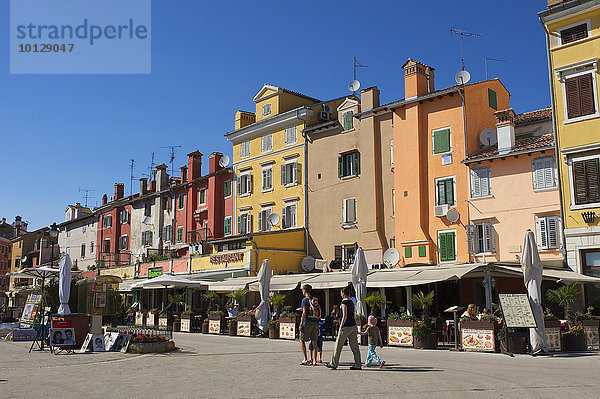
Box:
[248,273,319,292]
[351,248,369,317]
[521,230,547,354]
[205,276,258,292]
[367,264,483,288]
[58,254,72,315]
[255,260,272,332]
[298,271,359,290]
[12,266,82,280]
[131,274,208,290]
[494,264,600,283]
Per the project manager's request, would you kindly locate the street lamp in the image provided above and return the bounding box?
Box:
[48,222,59,267]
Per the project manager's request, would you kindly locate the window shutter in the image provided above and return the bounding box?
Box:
[237,215,242,235]
[248,174,253,194]
[258,212,264,232]
[353,152,360,175]
[566,76,582,118]
[587,158,600,203]
[404,246,412,258]
[348,198,356,222]
[484,223,495,253]
[433,129,450,154]
[334,245,342,261]
[418,245,426,257]
[439,233,447,261]
[342,199,347,223]
[141,231,146,245]
[437,180,445,205]
[466,225,475,254]
[561,23,588,44]
[281,164,286,185]
[292,162,298,183]
[548,216,559,249]
[538,217,548,249]
[471,169,481,197]
[533,159,544,189]
[247,214,252,233]
[579,74,595,116]
[447,233,455,261]
[573,160,588,204]
[237,177,241,196]
[338,156,343,178]
[282,207,287,229]
[390,140,394,168]
[543,157,554,188]
[291,205,296,227]
[481,169,490,196]
[445,179,454,205]
[488,89,497,110]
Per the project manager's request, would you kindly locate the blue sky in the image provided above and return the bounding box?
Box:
[0,1,551,230]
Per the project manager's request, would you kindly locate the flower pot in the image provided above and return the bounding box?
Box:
[202,322,209,334]
[268,326,279,339]
[580,320,599,348]
[460,321,497,352]
[544,320,562,351]
[500,336,527,354]
[279,316,298,340]
[562,333,587,351]
[236,315,255,337]
[208,314,225,334]
[413,332,437,349]
[387,319,413,347]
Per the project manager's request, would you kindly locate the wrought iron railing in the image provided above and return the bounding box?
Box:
[98,252,131,268]
[108,325,173,340]
[186,227,212,243]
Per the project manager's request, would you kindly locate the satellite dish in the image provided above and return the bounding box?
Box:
[302,256,316,272]
[219,155,230,168]
[21,256,27,263]
[479,128,498,146]
[383,248,400,267]
[267,213,280,227]
[348,80,361,92]
[446,208,460,223]
[455,70,471,85]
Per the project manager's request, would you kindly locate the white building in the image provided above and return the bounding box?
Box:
[58,203,97,271]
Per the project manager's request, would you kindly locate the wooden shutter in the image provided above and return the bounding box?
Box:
[538,217,548,249]
[471,169,481,197]
[141,231,146,245]
[348,198,356,222]
[334,246,342,261]
[282,207,287,229]
[247,174,253,194]
[237,215,242,235]
[466,225,475,254]
[445,179,454,205]
[579,74,596,116]
[236,177,241,195]
[404,246,412,258]
[573,158,600,204]
[484,222,495,253]
[292,162,298,183]
[281,164,286,185]
[258,211,264,232]
[433,129,450,154]
[353,152,360,175]
[446,232,456,261]
[548,216,559,249]
[418,245,426,257]
[543,157,554,188]
[343,111,353,130]
[488,89,497,110]
[338,156,344,178]
[437,180,445,205]
[561,23,588,45]
[439,233,447,261]
[586,158,600,203]
[247,214,252,233]
[565,76,581,119]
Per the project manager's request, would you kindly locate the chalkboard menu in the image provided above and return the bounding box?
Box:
[498,293,537,328]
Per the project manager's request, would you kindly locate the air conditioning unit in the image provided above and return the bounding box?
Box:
[433,204,449,217]
[322,104,332,113]
[318,111,330,121]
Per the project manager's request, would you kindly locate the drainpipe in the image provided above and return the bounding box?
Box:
[458,88,472,264]
[539,15,568,269]
[371,111,388,257]
[300,110,309,256]
[248,238,259,274]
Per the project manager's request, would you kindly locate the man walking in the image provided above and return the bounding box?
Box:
[299,284,320,366]
[327,285,362,370]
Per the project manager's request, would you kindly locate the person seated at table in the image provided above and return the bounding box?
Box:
[226,302,238,318]
[479,308,492,318]
[330,305,340,320]
[461,304,477,320]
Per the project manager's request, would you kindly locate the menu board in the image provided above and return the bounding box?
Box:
[20,293,42,323]
[208,319,221,334]
[461,328,495,351]
[180,318,190,332]
[279,322,296,340]
[237,321,251,336]
[545,328,561,351]
[388,326,413,346]
[498,294,537,328]
[585,326,599,348]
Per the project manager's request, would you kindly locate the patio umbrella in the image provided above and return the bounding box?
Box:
[254,259,271,333]
[351,248,368,317]
[130,274,208,289]
[57,254,72,315]
[521,229,548,354]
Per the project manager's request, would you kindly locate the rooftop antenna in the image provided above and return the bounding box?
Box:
[160,145,182,176]
[148,152,156,180]
[348,56,367,94]
[484,57,507,80]
[78,188,96,208]
[450,28,481,71]
[129,159,135,196]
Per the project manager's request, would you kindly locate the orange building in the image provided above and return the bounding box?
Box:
[388,59,510,266]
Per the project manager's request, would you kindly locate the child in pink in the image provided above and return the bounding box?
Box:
[359,315,385,368]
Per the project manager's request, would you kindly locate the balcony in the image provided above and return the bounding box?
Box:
[98,252,131,268]
[186,227,213,244]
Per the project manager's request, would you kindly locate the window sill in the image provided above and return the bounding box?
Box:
[284,182,298,188]
[238,193,251,198]
[469,195,494,201]
[474,252,496,256]
[340,174,359,181]
[342,128,356,133]
[284,141,297,147]
[342,222,357,229]
[533,186,558,193]
[563,112,600,125]
[432,151,452,157]
[570,202,600,211]
[261,188,273,194]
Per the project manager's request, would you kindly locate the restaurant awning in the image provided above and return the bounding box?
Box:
[205,276,258,292]
[247,273,319,292]
[366,264,485,288]
[118,279,139,292]
[131,274,208,290]
[187,268,250,281]
[495,265,600,284]
[299,271,366,290]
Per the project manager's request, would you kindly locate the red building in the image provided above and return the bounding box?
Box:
[0,236,10,301]
[95,183,134,268]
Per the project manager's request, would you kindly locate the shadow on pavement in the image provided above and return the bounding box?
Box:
[548,351,600,358]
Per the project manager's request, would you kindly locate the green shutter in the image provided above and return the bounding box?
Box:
[437,180,446,205]
[439,233,447,261]
[404,246,412,258]
[447,232,456,261]
[343,111,354,131]
[488,89,497,110]
[418,245,426,257]
[445,179,454,205]
[353,152,360,175]
[433,129,450,154]
[338,155,343,178]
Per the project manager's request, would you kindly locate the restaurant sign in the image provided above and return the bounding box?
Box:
[148,266,163,278]
[210,252,243,264]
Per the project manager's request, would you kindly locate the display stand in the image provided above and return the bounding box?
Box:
[29,283,49,353]
[498,293,538,357]
[444,306,464,351]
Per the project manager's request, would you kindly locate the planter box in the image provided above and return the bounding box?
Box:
[460,321,496,352]
[268,326,279,339]
[544,320,562,351]
[413,332,437,349]
[580,320,599,349]
[500,336,528,354]
[147,313,157,327]
[228,322,237,336]
[208,315,225,334]
[135,312,146,326]
[158,316,169,329]
[279,317,298,340]
[387,320,413,347]
[202,322,209,334]
[562,333,587,352]
[180,314,196,333]
[128,340,175,354]
[236,315,255,337]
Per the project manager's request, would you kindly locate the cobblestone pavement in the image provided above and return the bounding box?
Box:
[1,333,599,398]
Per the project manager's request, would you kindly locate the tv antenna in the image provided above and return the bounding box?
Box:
[129,159,135,196]
[353,57,367,82]
[160,145,182,176]
[148,152,156,180]
[450,28,481,71]
[78,188,96,207]
[484,57,507,80]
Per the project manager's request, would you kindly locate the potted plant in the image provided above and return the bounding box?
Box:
[181,310,195,332]
[546,283,581,326]
[562,324,587,351]
[365,291,391,317]
[236,309,256,337]
[497,327,527,354]
[268,294,286,318]
[228,319,237,336]
[544,308,562,351]
[278,306,298,340]
[411,291,436,349]
[460,314,498,352]
[575,306,598,349]
[201,318,209,334]
[412,321,435,349]
[387,308,414,347]
[267,320,279,339]
[208,310,225,334]
[227,289,248,309]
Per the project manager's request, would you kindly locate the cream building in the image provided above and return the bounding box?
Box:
[58,203,97,271]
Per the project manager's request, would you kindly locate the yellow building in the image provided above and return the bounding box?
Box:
[540,0,600,307]
[225,84,346,274]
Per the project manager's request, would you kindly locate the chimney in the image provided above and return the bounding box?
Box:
[360,86,380,110]
[2,217,6,225]
[209,152,224,174]
[139,178,148,196]
[102,194,108,205]
[180,165,188,183]
[187,150,203,180]
[156,163,169,190]
[114,183,124,200]
[402,59,435,99]
[495,108,516,155]
[235,110,256,130]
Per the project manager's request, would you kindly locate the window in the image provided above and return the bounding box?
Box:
[119,235,128,250]
[537,215,560,250]
[343,244,357,266]
[82,224,86,233]
[162,225,173,242]
[488,89,497,110]
[80,244,86,257]
[238,213,252,235]
[262,103,271,117]
[418,245,426,257]
[103,239,110,253]
[262,166,273,191]
[405,247,412,258]
[258,209,272,232]
[436,177,455,205]
[281,162,298,185]
[342,110,354,131]
[392,189,395,217]
[262,133,273,153]
[560,23,588,45]
[224,181,232,198]
[390,140,394,169]
[90,241,94,253]
[66,228,71,238]
[141,231,153,246]
[471,167,491,197]
[438,231,456,262]
[240,140,250,158]
[144,203,152,217]
[571,157,600,206]
[223,217,232,236]
[433,127,451,154]
[533,157,555,189]
[237,173,252,195]
[338,151,360,178]
[178,194,185,210]
[282,204,297,229]
[468,221,495,254]
[343,198,357,224]
[285,126,297,145]
[565,73,596,119]
[199,188,206,205]
[119,210,129,224]
[177,226,184,243]
[103,215,112,228]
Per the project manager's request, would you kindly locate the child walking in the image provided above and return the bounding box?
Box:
[308,315,324,364]
[360,315,385,368]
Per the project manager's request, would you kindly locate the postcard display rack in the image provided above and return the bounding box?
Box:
[498,293,537,356]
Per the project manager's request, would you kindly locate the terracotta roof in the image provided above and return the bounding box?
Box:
[514,107,552,125]
[464,134,554,163]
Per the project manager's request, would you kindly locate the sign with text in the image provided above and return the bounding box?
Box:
[148,266,163,278]
[210,252,243,264]
[498,293,537,328]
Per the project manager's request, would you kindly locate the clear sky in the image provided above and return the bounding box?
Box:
[0,0,551,231]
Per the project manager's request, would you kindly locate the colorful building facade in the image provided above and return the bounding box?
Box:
[95,183,133,268]
[58,203,96,271]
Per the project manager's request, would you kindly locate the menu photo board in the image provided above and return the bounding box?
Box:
[498,293,537,328]
[20,293,43,323]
